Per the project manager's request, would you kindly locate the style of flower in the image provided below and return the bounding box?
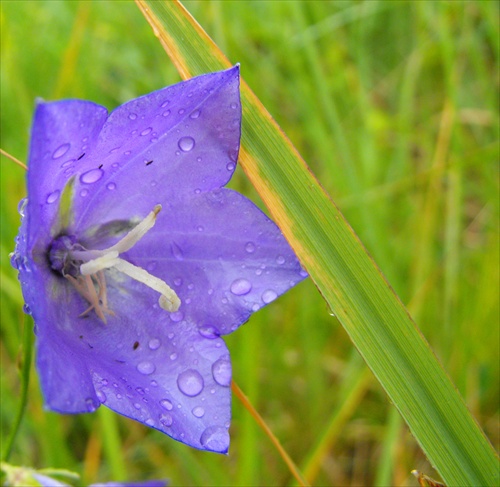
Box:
[12,66,306,453]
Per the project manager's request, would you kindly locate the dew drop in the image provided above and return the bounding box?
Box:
[46,190,60,204]
[230,102,238,109]
[200,426,229,452]
[52,143,71,159]
[160,413,173,427]
[61,159,74,168]
[300,269,308,278]
[212,358,232,387]
[128,113,137,120]
[190,109,201,119]
[160,100,170,108]
[148,338,161,350]
[23,303,32,315]
[171,242,184,260]
[106,182,116,190]
[226,162,235,171]
[230,278,252,296]
[170,311,184,322]
[17,198,28,217]
[85,397,98,412]
[140,127,153,136]
[170,352,177,361]
[96,390,107,403]
[174,277,183,287]
[177,369,204,397]
[162,110,171,117]
[80,168,104,184]
[80,189,89,197]
[245,242,255,253]
[137,361,155,375]
[178,136,195,152]
[262,290,278,304]
[276,255,285,265]
[192,406,205,418]
[146,418,155,426]
[178,108,185,115]
[160,399,173,411]
[150,380,158,387]
[199,325,219,339]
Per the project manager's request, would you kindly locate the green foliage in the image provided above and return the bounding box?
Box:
[1,1,498,486]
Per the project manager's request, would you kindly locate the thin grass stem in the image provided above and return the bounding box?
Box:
[1,315,33,462]
[231,381,310,487]
[0,148,27,171]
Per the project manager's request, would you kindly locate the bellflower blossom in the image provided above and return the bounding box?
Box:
[12,66,306,453]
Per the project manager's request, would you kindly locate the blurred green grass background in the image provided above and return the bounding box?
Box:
[0,1,498,486]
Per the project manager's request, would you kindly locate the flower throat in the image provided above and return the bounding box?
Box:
[48,205,180,323]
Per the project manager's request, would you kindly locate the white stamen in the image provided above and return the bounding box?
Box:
[72,205,181,321]
[113,258,181,312]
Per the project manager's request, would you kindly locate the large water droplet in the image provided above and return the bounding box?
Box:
[200,426,229,452]
[199,325,219,339]
[230,278,252,296]
[245,242,255,253]
[160,398,173,411]
[52,143,71,159]
[85,397,98,412]
[148,338,161,350]
[177,369,204,397]
[171,242,184,260]
[159,413,173,427]
[262,290,278,304]
[46,190,60,204]
[192,406,205,418]
[178,136,195,152]
[212,358,232,387]
[18,198,28,217]
[96,390,107,403]
[80,168,104,184]
[137,361,155,375]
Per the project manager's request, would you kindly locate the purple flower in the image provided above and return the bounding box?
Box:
[12,66,306,453]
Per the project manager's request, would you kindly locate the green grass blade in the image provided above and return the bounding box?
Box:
[135,2,499,485]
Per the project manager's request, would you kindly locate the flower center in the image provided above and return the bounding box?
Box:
[48,205,180,323]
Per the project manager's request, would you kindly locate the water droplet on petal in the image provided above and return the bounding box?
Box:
[230,278,252,296]
[85,397,98,412]
[200,426,229,452]
[148,338,161,350]
[245,242,255,253]
[192,406,205,418]
[129,113,137,120]
[199,325,220,339]
[80,168,104,184]
[212,358,232,387]
[262,290,278,304]
[160,413,173,427]
[96,390,107,403]
[300,269,308,278]
[226,162,235,171]
[80,189,89,197]
[160,100,170,108]
[23,303,32,315]
[171,242,184,260]
[230,102,238,109]
[177,369,204,397]
[170,352,177,361]
[160,399,173,411]
[18,198,28,217]
[162,109,171,117]
[106,182,116,190]
[190,109,201,119]
[137,361,155,375]
[140,127,153,136]
[46,191,60,204]
[146,418,155,426]
[52,143,71,159]
[170,311,184,322]
[178,136,195,152]
[276,255,285,265]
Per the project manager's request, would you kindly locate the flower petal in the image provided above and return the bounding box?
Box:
[75,66,241,231]
[128,188,307,335]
